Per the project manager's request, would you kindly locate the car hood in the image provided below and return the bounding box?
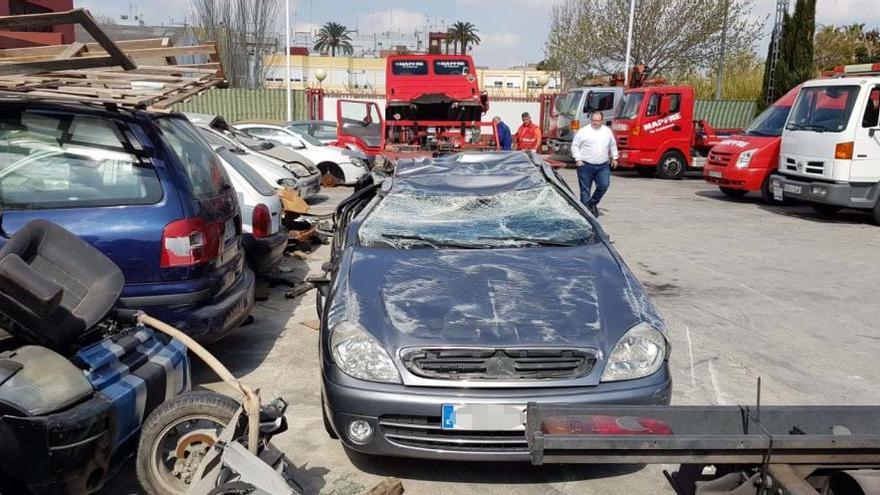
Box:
[329,244,663,354]
[712,135,778,155]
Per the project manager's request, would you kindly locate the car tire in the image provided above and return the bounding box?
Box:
[657,151,686,180]
[322,397,339,439]
[874,200,880,226]
[760,174,779,204]
[636,167,655,177]
[318,162,345,188]
[720,187,748,198]
[137,391,239,495]
[811,204,844,216]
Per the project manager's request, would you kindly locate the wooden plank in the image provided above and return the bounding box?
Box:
[0,56,120,77]
[149,78,222,109]
[121,45,219,59]
[0,9,82,30]
[0,39,168,59]
[53,42,85,60]
[75,9,136,71]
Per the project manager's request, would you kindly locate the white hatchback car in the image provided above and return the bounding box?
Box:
[236,122,367,186]
[211,145,287,276]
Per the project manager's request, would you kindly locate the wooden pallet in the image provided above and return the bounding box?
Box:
[0,8,224,110]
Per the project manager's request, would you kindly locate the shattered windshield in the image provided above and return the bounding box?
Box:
[358,186,595,249]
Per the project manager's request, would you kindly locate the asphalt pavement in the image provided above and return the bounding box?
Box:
[103,168,880,495]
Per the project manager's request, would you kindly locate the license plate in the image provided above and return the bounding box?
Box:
[772,185,784,201]
[709,170,723,178]
[223,219,236,242]
[441,404,525,431]
[783,184,802,195]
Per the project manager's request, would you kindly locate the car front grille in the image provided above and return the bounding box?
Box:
[379,415,528,452]
[708,151,732,167]
[400,347,597,381]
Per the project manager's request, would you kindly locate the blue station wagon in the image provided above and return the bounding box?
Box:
[0,98,255,342]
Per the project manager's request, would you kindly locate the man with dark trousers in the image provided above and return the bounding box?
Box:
[571,111,618,216]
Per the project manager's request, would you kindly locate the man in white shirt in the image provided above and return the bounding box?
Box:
[571,111,619,216]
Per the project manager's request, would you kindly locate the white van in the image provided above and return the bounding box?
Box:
[770,63,880,223]
[548,86,625,162]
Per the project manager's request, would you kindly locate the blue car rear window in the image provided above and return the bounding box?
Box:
[155,117,232,199]
[0,109,162,209]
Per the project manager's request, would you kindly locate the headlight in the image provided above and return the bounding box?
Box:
[601,323,667,382]
[277,178,297,188]
[351,157,366,168]
[287,162,310,177]
[735,149,756,169]
[330,322,402,383]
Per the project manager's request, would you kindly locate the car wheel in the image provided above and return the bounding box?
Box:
[874,199,880,226]
[719,187,748,198]
[636,167,655,177]
[322,397,339,439]
[657,151,686,180]
[137,392,239,495]
[321,173,338,187]
[811,204,844,216]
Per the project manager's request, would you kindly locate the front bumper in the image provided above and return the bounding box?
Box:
[296,172,321,199]
[617,148,655,169]
[768,174,880,209]
[242,228,288,276]
[323,365,672,461]
[548,139,573,162]
[704,165,769,191]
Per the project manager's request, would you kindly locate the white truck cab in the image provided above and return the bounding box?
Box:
[771,63,880,222]
[549,86,625,161]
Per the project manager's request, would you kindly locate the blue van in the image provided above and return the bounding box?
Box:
[0,99,254,342]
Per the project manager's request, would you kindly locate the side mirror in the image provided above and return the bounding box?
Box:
[870,128,878,137]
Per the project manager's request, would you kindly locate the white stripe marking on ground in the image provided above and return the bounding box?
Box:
[707,360,726,405]
[685,325,696,388]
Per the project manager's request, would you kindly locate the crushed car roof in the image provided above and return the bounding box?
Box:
[391,152,550,196]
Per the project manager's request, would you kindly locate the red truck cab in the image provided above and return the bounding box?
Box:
[385,54,487,122]
[703,87,800,202]
[612,86,739,179]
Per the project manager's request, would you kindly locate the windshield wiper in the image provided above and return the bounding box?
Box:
[476,235,584,247]
[380,233,488,249]
[788,123,828,133]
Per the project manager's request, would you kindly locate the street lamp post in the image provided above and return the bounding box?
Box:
[285,0,292,121]
[623,0,636,87]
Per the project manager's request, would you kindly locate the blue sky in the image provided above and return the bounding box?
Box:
[77,0,880,68]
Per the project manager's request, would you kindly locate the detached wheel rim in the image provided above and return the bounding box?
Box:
[150,414,226,493]
[662,157,682,176]
[322,173,338,187]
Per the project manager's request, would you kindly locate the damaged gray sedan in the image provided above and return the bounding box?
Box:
[314,152,671,461]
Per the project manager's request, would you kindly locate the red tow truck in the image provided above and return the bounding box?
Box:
[703,87,800,202]
[335,54,498,159]
[612,86,741,179]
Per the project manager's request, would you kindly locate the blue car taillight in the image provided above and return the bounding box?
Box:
[160,217,222,267]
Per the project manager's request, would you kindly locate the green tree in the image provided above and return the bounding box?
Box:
[446,22,481,55]
[813,24,880,71]
[313,22,354,57]
[763,0,816,104]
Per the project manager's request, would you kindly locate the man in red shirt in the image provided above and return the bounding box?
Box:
[514,112,542,151]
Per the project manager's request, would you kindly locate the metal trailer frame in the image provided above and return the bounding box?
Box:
[525,391,880,495]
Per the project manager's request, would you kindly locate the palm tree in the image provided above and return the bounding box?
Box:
[446,22,480,55]
[313,22,353,57]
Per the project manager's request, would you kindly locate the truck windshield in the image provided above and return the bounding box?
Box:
[433,60,470,75]
[391,60,428,76]
[616,93,644,119]
[744,105,791,137]
[786,85,860,133]
[561,90,584,115]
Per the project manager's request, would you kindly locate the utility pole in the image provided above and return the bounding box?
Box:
[623,0,636,87]
[285,0,292,121]
[714,0,729,100]
[766,0,789,105]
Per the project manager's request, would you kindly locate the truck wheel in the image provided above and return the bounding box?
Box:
[719,187,748,198]
[636,167,655,177]
[657,152,686,180]
[137,391,239,495]
[875,200,880,226]
[811,204,844,216]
